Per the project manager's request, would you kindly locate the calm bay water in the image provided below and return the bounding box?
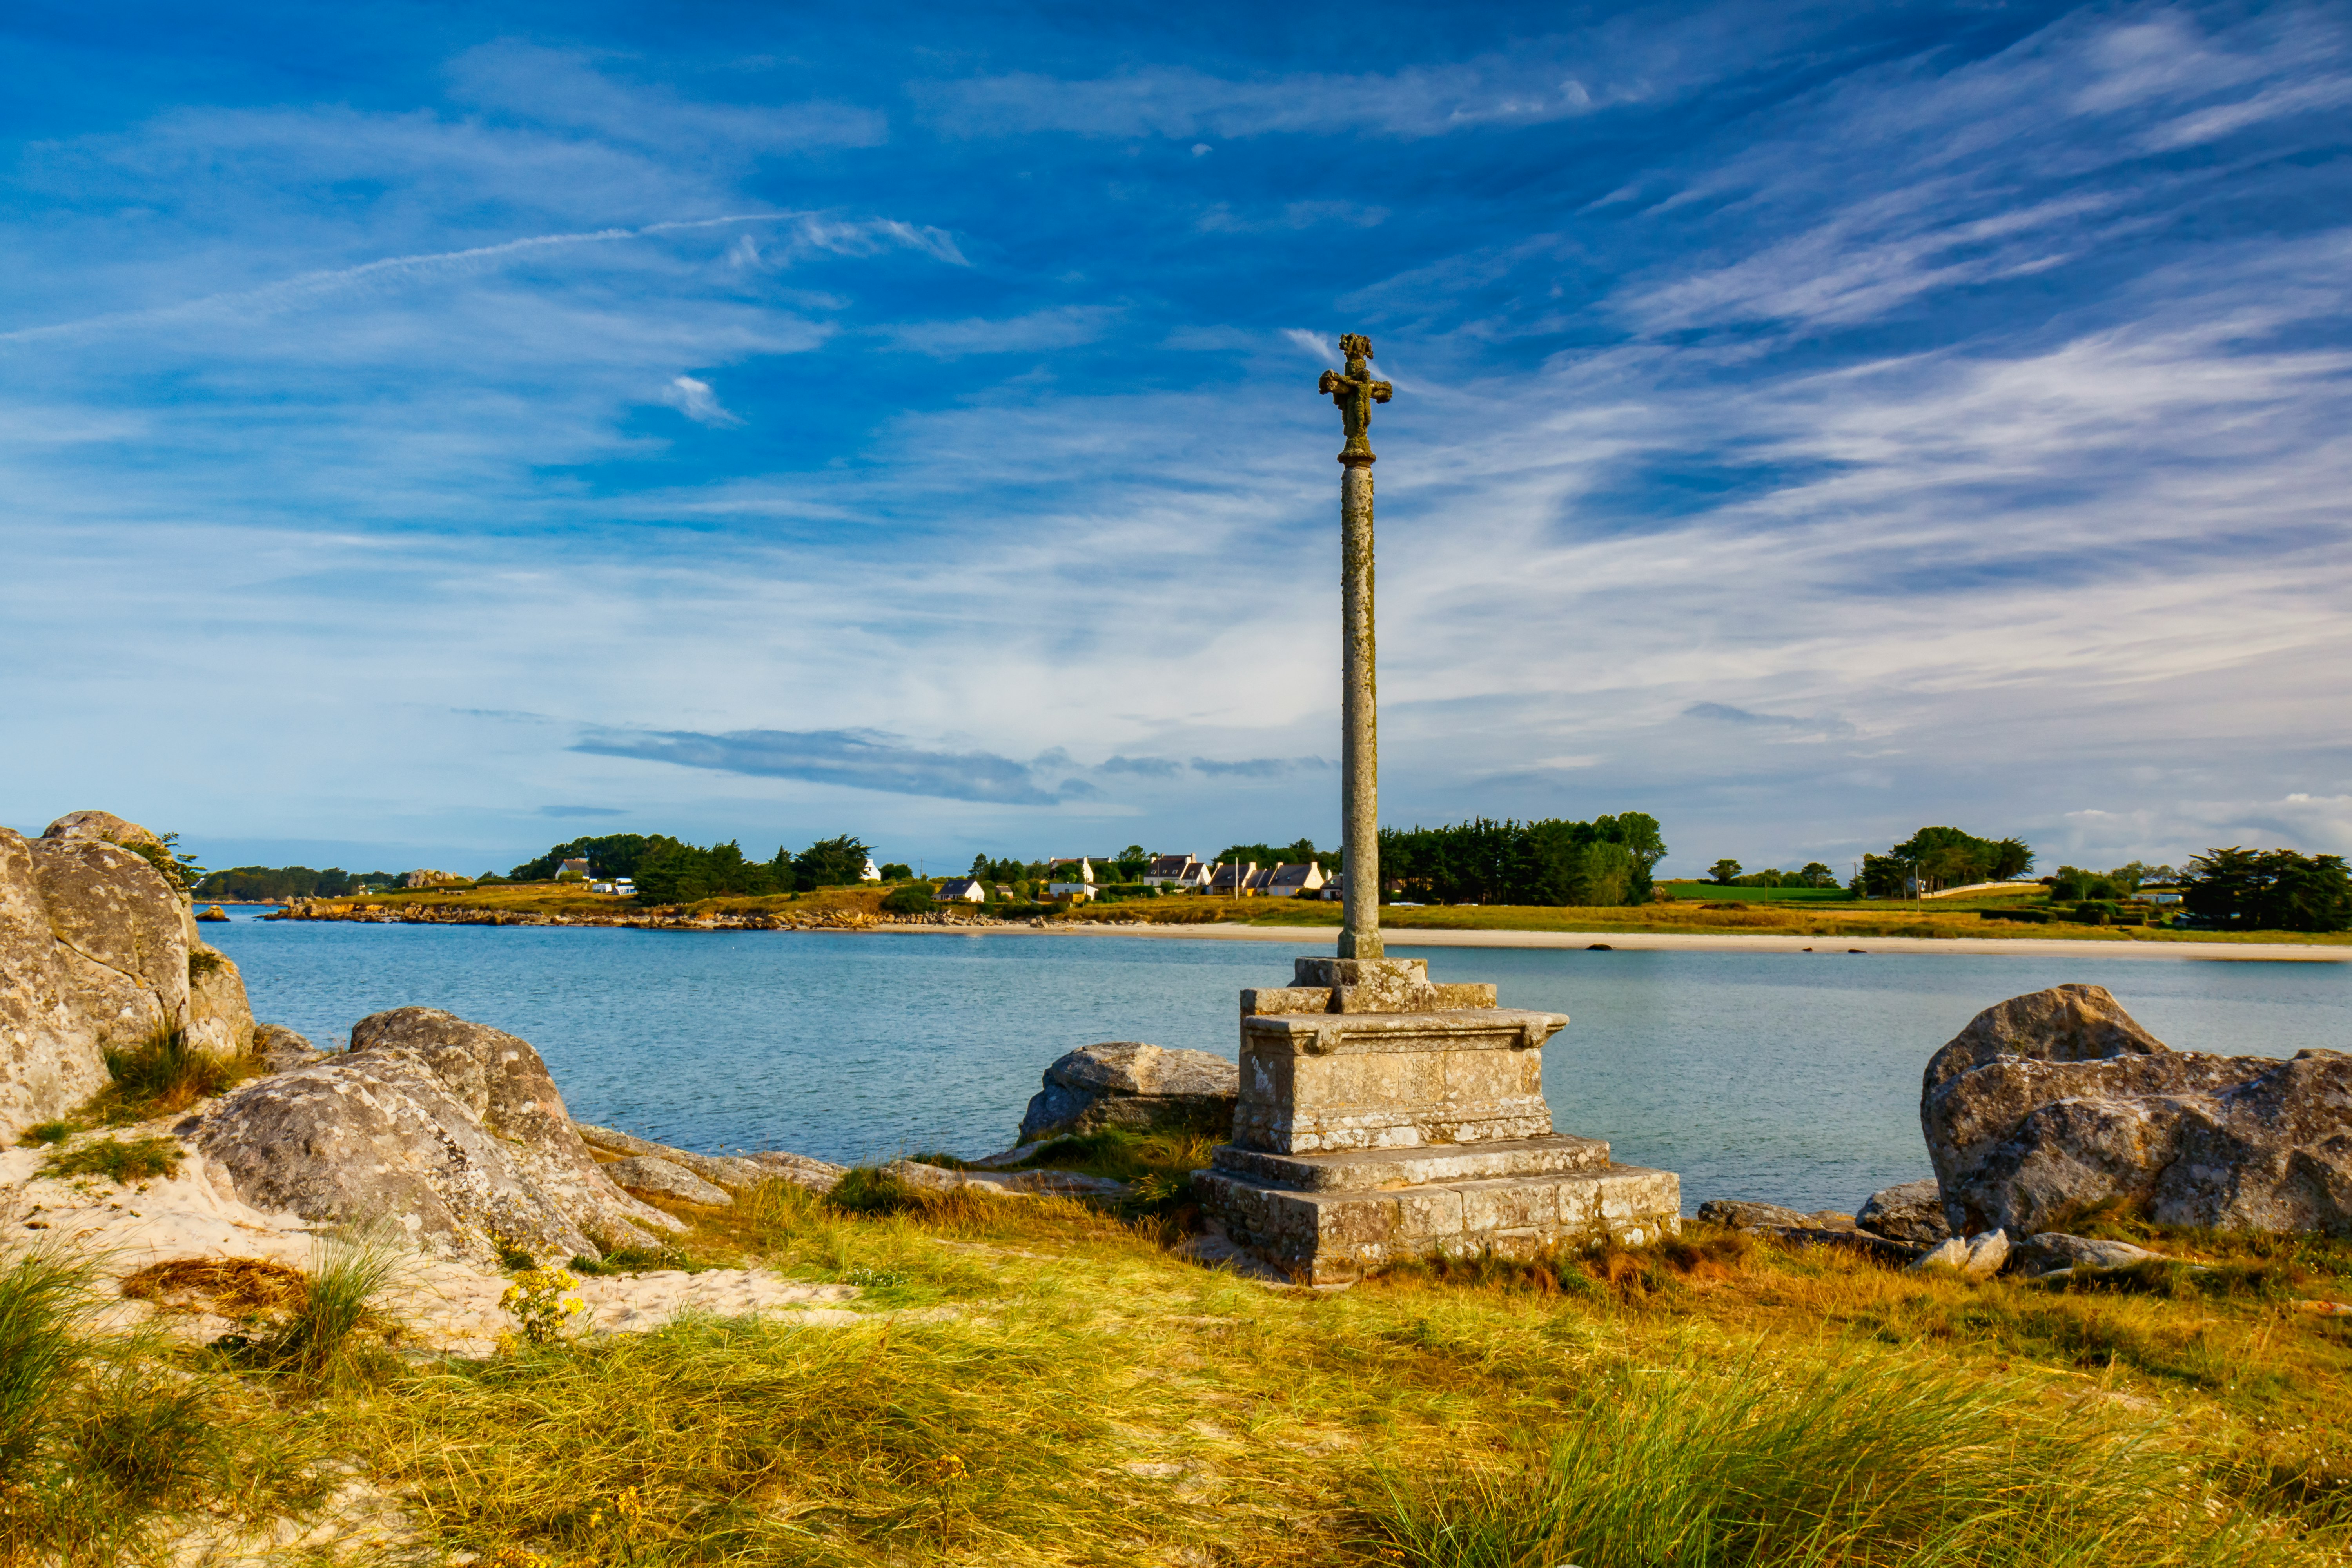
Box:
[202,912,2350,1214]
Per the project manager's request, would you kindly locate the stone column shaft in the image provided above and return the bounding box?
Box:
[1339,458,1381,958]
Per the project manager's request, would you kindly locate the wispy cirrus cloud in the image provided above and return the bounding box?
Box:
[573,727,1066,806]
[875,305,1121,356]
[445,40,888,153]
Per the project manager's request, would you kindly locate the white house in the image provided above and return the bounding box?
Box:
[1209,861,1257,895]
[1046,880,1096,901]
[860,857,882,882]
[1176,861,1216,893]
[1266,862,1325,898]
[1319,873,1345,902]
[1049,857,1096,884]
[935,878,988,904]
[1144,853,1198,887]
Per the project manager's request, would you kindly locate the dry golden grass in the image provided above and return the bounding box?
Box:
[119,1257,308,1318]
[309,1182,2352,1566]
[18,1156,2350,1563]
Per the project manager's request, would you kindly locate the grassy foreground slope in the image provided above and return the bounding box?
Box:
[11,1136,2351,1565]
[317,882,2352,946]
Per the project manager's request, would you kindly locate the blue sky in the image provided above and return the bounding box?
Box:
[3,0,2347,880]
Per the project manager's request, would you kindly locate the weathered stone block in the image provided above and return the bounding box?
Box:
[1234,1008,1565,1154]
[1195,1156,1682,1285]
[1208,1132,1610,1192]
[1241,980,1498,1017]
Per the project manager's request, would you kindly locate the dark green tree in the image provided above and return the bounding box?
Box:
[511,835,653,882]
[1376,815,1662,906]
[633,838,780,905]
[2181,847,2352,932]
[789,835,871,890]
[1709,858,1743,886]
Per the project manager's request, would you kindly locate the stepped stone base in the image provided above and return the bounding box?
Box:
[1195,1137,1681,1285]
[1194,954,1682,1285]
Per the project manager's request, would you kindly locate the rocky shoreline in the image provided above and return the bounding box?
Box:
[266,897,1028,931]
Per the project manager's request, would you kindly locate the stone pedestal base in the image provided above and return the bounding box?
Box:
[1195,954,1683,1285]
[1195,1135,1681,1285]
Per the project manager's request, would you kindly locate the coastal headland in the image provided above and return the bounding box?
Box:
[268,883,2352,960]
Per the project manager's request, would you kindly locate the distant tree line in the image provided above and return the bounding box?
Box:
[1703,860,1839,888]
[2179,848,2351,932]
[194,865,399,899]
[1853,826,2035,896]
[501,832,875,905]
[2045,861,2175,901]
[1378,814,1665,906]
[510,835,655,881]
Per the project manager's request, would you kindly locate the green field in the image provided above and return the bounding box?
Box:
[1657,882,1858,902]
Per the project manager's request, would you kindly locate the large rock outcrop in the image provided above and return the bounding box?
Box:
[196,1007,681,1268]
[1017,1042,1239,1143]
[1923,984,2352,1237]
[0,815,256,1140]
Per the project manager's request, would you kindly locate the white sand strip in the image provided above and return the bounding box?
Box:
[868,921,2348,961]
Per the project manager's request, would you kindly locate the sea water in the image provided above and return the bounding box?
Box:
[200,913,2350,1213]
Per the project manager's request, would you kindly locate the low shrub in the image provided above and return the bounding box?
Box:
[879,884,937,915]
[18,1119,78,1147]
[826,1166,924,1215]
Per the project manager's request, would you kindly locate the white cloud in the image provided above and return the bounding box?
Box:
[659,375,741,426]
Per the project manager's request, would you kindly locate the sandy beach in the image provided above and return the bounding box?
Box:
[873,920,2352,962]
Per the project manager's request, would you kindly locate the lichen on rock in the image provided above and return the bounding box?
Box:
[195,1007,682,1268]
[1923,984,2352,1237]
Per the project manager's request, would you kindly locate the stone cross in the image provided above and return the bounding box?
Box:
[1317,334,1393,959]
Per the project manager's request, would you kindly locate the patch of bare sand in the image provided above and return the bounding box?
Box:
[3,1118,868,1357]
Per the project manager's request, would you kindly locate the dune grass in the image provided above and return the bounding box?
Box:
[1368,1352,2280,1568]
[7,1174,2350,1564]
[312,1181,2352,1567]
[0,1243,334,1564]
[87,1022,257,1125]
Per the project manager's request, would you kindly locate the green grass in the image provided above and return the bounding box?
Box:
[17,1119,78,1147]
[1367,1352,2278,1568]
[39,1134,183,1184]
[0,1243,331,1562]
[244,1235,405,1389]
[1657,882,1859,902]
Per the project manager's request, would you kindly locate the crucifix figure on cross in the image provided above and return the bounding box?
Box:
[1315,332,1394,958]
[1318,333,1394,465]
